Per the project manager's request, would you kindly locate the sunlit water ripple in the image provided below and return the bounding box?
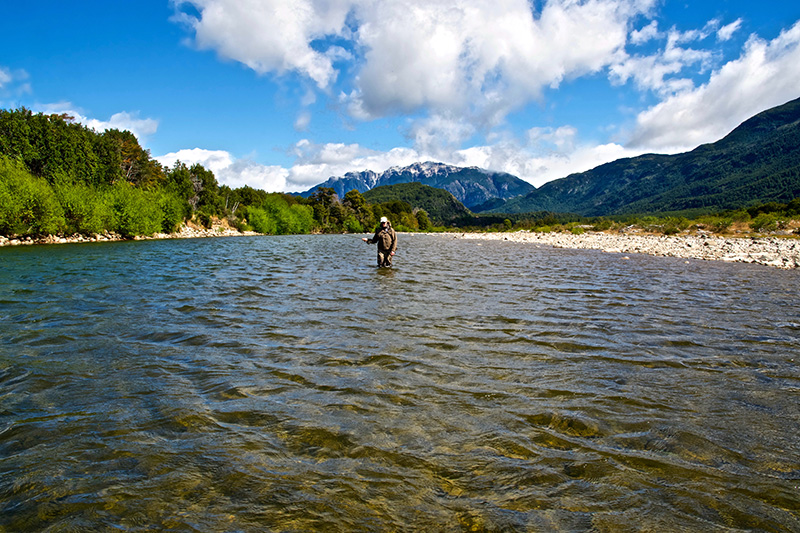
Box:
[1,234,799,531]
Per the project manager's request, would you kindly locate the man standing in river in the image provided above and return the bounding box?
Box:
[362,216,397,267]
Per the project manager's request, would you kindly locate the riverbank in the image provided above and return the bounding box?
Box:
[0,222,260,247]
[446,230,800,269]
[4,226,799,269]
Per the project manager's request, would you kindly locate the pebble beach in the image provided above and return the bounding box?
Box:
[447,230,800,269]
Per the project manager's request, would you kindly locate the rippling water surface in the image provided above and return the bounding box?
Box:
[1,234,799,531]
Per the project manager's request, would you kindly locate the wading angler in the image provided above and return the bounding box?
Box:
[363,216,398,267]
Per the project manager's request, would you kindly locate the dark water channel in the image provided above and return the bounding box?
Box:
[1,234,799,531]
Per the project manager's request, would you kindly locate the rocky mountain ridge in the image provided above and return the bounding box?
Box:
[300,161,535,210]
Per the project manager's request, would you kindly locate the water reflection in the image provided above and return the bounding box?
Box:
[1,234,799,531]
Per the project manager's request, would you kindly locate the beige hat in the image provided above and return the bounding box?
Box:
[380,217,389,223]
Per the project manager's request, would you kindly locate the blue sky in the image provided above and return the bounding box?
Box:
[2,0,799,193]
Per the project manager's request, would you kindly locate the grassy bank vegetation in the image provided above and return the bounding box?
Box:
[469,200,800,237]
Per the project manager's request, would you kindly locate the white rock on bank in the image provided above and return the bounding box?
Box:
[0,224,261,247]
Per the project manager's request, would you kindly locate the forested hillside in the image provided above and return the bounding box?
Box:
[490,96,800,216]
[363,182,471,225]
[0,108,303,236]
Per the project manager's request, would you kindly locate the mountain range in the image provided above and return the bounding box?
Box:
[299,161,534,210]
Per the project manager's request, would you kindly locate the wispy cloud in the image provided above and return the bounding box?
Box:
[629,20,800,151]
[0,66,31,97]
[717,18,743,42]
[0,67,12,89]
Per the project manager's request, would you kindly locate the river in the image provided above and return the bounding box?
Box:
[1,234,798,531]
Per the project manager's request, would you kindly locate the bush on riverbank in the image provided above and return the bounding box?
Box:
[0,156,65,235]
[244,196,314,235]
[0,155,188,238]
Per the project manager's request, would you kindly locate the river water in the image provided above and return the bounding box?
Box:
[1,234,798,531]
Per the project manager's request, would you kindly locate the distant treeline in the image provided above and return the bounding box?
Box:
[0,109,435,238]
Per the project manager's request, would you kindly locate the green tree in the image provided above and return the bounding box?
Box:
[190,163,220,212]
[751,213,780,233]
[163,161,222,222]
[0,109,104,185]
[343,215,363,233]
[309,187,338,230]
[164,162,194,218]
[157,190,186,233]
[0,108,36,163]
[232,185,269,208]
[246,206,277,234]
[103,129,164,187]
[343,189,377,230]
[0,109,167,188]
[416,209,432,231]
[343,189,366,211]
[262,194,309,234]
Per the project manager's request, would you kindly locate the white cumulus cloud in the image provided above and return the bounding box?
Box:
[630,20,800,151]
[174,0,656,128]
[165,1,800,193]
[172,0,353,88]
[156,147,234,173]
[350,0,653,125]
[84,111,160,140]
[35,103,160,142]
[156,147,290,191]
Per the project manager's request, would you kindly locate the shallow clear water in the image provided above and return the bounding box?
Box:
[1,234,799,531]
